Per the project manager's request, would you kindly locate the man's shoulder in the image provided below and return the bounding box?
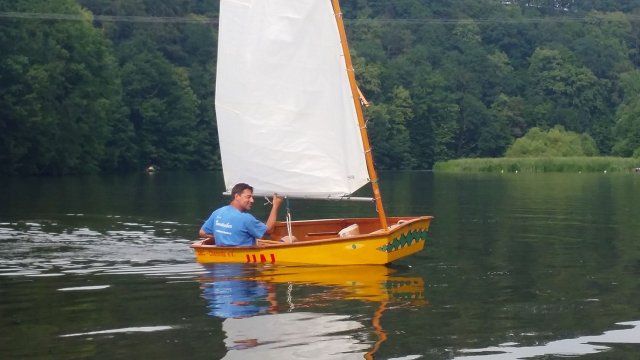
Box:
[214,205,236,215]
[216,206,255,221]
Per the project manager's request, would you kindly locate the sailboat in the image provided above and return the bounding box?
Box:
[191,0,433,265]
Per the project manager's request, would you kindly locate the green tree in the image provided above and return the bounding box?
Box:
[0,0,127,175]
[81,0,219,170]
[571,11,633,79]
[5,0,640,175]
[575,0,640,12]
[525,47,610,148]
[410,69,458,167]
[490,94,527,138]
[119,39,200,168]
[506,126,599,157]
[367,86,416,170]
[612,70,640,156]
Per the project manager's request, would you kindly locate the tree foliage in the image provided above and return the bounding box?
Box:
[347,1,634,167]
[0,0,126,174]
[1,0,218,175]
[505,126,599,157]
[611,70,640,157]
[2,0,640,175]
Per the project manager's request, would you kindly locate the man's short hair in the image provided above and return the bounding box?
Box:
[231,183,253,197]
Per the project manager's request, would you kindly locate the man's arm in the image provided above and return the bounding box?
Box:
[200,211,216,242]
[199,227,213,239]
[264,195,283,234]
[199,228,216,246]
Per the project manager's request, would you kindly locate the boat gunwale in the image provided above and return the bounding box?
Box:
[191,215,432,250]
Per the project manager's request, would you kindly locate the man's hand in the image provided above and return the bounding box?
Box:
[272,194,284,208]
[265,194,284,234]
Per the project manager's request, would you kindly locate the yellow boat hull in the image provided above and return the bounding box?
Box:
[192,216,432,265]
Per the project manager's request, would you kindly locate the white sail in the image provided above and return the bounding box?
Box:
[215,0,369,199]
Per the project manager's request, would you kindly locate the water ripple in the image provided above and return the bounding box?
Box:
[454,320,640,359]
[0,216,201,278]
[58,285,111,291]
[59,325,176,338]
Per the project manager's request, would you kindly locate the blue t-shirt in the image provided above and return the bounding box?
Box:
[202,205,267,246]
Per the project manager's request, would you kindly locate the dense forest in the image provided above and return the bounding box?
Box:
[2,0,640,175]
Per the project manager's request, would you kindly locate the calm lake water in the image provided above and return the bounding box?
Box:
[1,171,639,359]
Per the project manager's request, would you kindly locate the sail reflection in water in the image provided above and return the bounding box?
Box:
[198,264,427,359]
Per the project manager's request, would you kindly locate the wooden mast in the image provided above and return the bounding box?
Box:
[331,0,388,230]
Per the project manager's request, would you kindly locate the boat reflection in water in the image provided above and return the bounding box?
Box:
[199,264,427,359]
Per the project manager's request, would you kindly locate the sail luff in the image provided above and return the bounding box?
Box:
[331,0,388,230]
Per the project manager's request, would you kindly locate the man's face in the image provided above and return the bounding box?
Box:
[235,189,254,212]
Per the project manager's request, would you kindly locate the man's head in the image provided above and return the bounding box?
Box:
[230,183,254,212]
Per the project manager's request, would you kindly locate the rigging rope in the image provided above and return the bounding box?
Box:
[285,197,293,242]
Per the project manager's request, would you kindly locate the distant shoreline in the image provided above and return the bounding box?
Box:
[433,157,640,173]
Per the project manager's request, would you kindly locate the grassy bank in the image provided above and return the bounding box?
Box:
[433,157,640,173]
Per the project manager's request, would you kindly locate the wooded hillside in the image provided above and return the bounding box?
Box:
[2,0,640,175]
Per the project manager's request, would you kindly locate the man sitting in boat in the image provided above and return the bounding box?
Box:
[199,183,283,246]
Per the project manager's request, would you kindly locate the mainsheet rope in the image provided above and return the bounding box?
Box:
[285,197,293,241]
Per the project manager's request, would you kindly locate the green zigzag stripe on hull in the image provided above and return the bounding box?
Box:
[377,229,428,253]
